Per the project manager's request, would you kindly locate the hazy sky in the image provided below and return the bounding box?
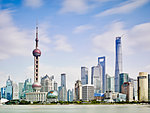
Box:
[0,0,150,89]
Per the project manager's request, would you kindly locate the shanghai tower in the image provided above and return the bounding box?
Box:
[115,37,122,92]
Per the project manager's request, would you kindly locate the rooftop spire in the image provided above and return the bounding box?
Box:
[8,76,10,80]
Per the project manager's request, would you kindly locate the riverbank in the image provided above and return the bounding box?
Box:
[3,100,150,105]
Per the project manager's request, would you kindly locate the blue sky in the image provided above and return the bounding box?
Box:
[0,0,150,89]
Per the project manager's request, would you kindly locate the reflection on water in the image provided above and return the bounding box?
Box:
[0,105,150,113]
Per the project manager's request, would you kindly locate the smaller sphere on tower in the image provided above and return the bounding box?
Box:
[32,82,41,92]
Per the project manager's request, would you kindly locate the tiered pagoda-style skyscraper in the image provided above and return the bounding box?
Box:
[32,26,41,92]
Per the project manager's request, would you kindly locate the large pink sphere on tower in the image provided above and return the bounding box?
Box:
[33,49,41,57]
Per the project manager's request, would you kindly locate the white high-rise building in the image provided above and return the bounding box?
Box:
[12,83,19,100]
[106,74,114,92]
[58,73,67,101]
[41,75,54,92]
[81,67,88,85]
[91,65,102,93]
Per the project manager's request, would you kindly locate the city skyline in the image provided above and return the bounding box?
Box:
[0,0,150,89]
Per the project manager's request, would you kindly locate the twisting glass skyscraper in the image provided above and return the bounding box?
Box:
[115,37,122,92]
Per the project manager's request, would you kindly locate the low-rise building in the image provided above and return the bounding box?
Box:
[26,92,47,102]
[82,84,94,101]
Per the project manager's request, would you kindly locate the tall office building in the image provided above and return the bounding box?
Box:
[91,65,102,93]
[82,85,94,101]
[58,73,67,101]
[75,80,82,101]
[129,78,137,101]
[67,89,73,102]
[61,73,66,88]
[12,83,19,100]
[58,86,62,101]
[98,56,106,93]
[1,87,6,99]
[115,37,122,92]
[121,82,133,102]
[106,74,114,92]
[5,76,13,100]
[54,81,58,91]
[137,72,148,102]
[23,79,33,93]
[41,75,54,92]
[119,73,129,93]
[58,86,66,101]
[22,79,33,99]
[18,83,24,99]
[81,67,88,85]
[32,25,42,92]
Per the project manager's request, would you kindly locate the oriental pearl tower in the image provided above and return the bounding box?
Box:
[32,25,41,92]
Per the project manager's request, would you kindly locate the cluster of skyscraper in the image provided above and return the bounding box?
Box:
[74,37,150,102]
[0,27,150,103]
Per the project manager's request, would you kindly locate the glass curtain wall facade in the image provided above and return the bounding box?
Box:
[5,76,13,100]
[115,37,122,92]
[148,74,150,101]
[98,56,106,93]
[61,73,67,101]
[91,65,102,93]
[119,73,129,93]
[106,74,114,92]
[81,67,88,85]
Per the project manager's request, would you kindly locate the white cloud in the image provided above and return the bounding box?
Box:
[92,22,126,53]
[53,35,73,52]
[59,0,116,14]
[0,71,8,88]
[0,10,33,60]
[92,21,150,55]
[60,0,89,14]
[24,0,43,8]
[73,25,93,34]
[39,22,51,44]
[0,10,51,60]
[96,0,149,17]
[127,23,150,51]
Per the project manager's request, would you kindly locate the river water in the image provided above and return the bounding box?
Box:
[0,105,150,113]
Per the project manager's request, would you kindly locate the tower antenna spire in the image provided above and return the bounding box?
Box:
[35,21,39,49]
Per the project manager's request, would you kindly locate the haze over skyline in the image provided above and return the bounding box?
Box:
[0,0,150,89]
